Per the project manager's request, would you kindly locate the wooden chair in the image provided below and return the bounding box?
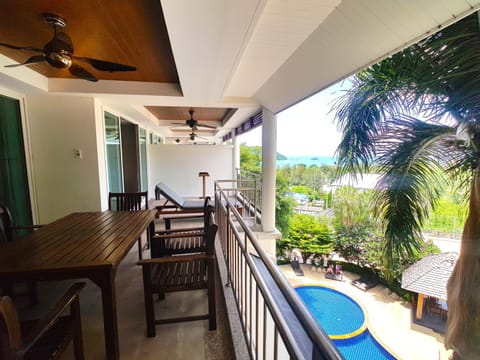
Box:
[108,191,149,260]
[150,197,212,258]
[138,210,218,337]
[0,282,85,360]
[0,204,43,305]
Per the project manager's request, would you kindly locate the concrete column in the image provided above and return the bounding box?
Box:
[261,107,276,232]
[232,132,240,180]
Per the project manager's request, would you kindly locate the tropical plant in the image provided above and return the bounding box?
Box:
[280,213,333,257]
[333,14,480,358]
[239,145,294,234]
[334,224,440,282]
[240,144,262,174]
[275,172,295,235]
[332,186,375,228]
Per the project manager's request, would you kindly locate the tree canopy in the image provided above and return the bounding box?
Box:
[333,13,480,357]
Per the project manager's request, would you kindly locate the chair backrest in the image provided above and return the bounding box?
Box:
[108,192,148,211]
[204,207,217,255]
[0,296,22,358]
[0,204,14,244]
[202,197,213,228]
[154,182,185,207]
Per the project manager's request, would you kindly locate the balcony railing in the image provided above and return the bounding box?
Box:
[214,180,343,360]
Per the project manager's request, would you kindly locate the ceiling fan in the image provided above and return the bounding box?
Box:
[171,110,217,131]
[173,131,210,144]
[0,13,136,82]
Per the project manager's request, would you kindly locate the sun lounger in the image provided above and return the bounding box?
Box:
[352,273,378,291]
[151,182,209,229]
[155,182,205,209]
[291,259,304,276]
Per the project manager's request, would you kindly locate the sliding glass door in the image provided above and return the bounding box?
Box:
[104,112,148,193]
[104,112,123,192]
[139,128,148,192]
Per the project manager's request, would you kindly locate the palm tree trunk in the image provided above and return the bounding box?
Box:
[446,168,480,359]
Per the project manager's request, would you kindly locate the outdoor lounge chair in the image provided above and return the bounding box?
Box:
[154,182,206,215]
[325,264,343,281]
[352,272,378,291]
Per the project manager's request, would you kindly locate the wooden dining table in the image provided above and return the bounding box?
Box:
[0,210,155,360]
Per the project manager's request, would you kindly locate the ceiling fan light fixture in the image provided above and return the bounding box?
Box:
[46,50,72,68]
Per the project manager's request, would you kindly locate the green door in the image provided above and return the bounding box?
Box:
[0,95,33,237]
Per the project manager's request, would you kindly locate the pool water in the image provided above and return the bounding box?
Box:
[296,286,396,359]
[333,330,396,360]
[295,286,365,337]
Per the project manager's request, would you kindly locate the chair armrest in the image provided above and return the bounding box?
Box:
[155,204,178,210]
[152,230,205,240]
[138,254,213,266]
[18,282,85,355]
[155,226,205,235]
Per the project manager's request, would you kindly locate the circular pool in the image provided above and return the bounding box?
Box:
[295,285,366,338]
[296,285,396,359]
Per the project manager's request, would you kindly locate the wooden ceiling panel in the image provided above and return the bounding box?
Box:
[0,1,178,83]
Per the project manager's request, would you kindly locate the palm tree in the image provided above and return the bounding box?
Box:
[333,13,480,358]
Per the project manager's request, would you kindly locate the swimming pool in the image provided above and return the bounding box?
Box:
[295,285,396,359]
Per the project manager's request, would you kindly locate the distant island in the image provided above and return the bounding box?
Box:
[276,155,337,168]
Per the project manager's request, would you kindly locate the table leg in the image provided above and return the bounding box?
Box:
[91,270,119,360]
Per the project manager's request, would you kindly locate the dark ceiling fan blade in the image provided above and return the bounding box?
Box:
[0,42,43,52]
[196,123,217,129]
[73,56,136,72]
[5,55,46,68]
[69,63,98,82]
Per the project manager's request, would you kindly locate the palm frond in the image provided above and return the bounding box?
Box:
[373,115,457,260]
[333,13,480,265]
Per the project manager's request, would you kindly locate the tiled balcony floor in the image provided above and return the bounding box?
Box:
[16,219,233,360]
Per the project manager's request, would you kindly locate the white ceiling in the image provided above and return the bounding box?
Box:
[2,0,480,142]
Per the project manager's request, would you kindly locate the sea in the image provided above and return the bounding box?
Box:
[277,155,336,168]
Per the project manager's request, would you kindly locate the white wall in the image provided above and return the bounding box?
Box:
[26,95,102,223]
[148,144,233,198]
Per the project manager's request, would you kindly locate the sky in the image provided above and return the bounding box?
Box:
[239,80,350,157]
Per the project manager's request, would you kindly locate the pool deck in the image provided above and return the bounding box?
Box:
[279,264,452,360]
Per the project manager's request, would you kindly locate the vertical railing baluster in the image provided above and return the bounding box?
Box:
[256,286,259,360]
[249,270,253,352]
[263,301,267,360]
[225,204,230,286]
[274,326,278,360]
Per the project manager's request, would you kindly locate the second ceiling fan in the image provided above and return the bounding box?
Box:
[171,110,217,131]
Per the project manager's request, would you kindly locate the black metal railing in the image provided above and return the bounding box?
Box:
[214,181,343,360]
